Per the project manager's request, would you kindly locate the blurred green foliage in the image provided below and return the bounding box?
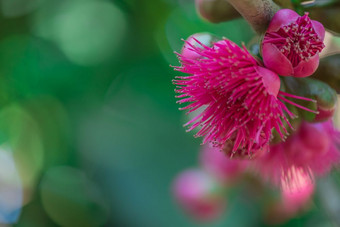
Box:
[0,0,335,226]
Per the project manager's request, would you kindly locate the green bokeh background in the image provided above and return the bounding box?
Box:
[0,0,338,226]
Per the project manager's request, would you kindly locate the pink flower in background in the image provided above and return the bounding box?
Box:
[174,38,317,158]
[200,144,248,183]
[280,166,314,213]
[262,9,325,77]
[254,120,340,185]
[264,166,315,224]
[172,169,226,221]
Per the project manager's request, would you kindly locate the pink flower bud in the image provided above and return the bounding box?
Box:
[200,145,247,183]
[172,169,226,221]
[262,9,325,77]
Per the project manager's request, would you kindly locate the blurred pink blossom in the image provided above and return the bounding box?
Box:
[264,166,315,225]
[254,120,340,185]
[172,169,226,221]
[200,144,248,183]
[280,166,314,213]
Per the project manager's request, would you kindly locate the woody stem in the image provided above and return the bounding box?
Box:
[226,0,280,34]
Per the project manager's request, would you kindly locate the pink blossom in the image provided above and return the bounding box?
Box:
[254,120,340,185]
[200,144,248,183]
[172,169,226,221]
[280,166,314,213]
[174,38,317,158]
[264,166,315,224]
[262,9,325,77]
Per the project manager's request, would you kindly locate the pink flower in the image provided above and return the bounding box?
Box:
[254,120,340,185]
[200,144,248,183]
[174,38,317,158]
[172,169,226,221]
[280,166,314,213]
[262,9,325,77]
[264,166,314,224]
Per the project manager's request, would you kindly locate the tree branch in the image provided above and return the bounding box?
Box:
[227,0,280,34]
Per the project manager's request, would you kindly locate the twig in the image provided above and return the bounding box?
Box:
[226,0,280,34]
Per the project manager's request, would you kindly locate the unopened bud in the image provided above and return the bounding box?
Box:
[284,77,337,122]
[195,0,240,23]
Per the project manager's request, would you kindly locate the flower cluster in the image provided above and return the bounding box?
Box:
[172,7,340,224]
[173,120,340,222]
[174,10,321,158]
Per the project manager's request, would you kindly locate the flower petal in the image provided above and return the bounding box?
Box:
[262,43,294,76]
[267,9,299,33]
[293,54,319,78]
[311,20,325,41]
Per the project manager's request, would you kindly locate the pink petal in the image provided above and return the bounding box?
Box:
[255,66,280,96]
[262,43,294,76]
[293,54,319,78]
[311,20,325,41]
[267,9,299,33]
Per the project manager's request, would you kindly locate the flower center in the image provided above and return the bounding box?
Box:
[264,13,325,67]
